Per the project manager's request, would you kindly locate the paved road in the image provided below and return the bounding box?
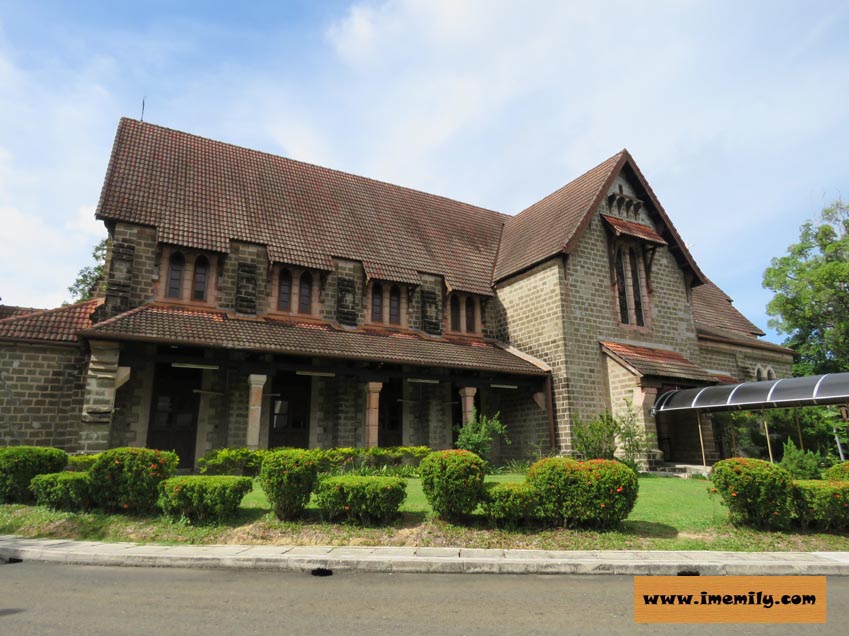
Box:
[1,562,847,635]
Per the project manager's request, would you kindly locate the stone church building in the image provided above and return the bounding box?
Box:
[0,119,793,467]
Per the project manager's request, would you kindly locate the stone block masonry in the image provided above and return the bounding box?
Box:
[0,342,87,449]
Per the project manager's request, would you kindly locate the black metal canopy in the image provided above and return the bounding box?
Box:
[652,372,849,415]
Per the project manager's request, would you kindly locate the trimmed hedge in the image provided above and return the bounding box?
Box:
[30,472,93,511]
[158,475,253,523]
[710,458,795,530]
[259,449,319,520]
[420,449,487,521]
[0,446,69,503]
[89,447,179,513]
[198,448,267,476]
[823,461,849,482]
[66,454,100,473]
[481,482,540,527]
[315,475,407,525]
[793,480,849,531]
[527,457,638,528]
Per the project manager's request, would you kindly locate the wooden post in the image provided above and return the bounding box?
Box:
[794,408,805,451]
[763,414,774,463]
[696,411,707,468]
[365,382,382,449]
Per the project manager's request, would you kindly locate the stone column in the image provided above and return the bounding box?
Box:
[365,382,382,448]
[459,387,477,425]
[80,340,122,453]
[246,374,267,449]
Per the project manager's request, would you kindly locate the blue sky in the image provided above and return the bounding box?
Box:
[0,1,847,344]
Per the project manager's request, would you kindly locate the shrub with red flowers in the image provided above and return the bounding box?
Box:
[709,458,795,530]
[527,457,638,528]
[823,461,849,482]
[157,475,252,524]
[314,475,407,525]
[419,449,487,521]
[0,446,68,503]
[259,448,319,520]
[89,447,178,513]
[793,479,849,531]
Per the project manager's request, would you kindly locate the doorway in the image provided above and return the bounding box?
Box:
[378,379,403,447]
[268,373,312,449]
[146,363,201,469]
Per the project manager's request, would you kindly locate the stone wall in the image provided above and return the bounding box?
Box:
[0,342,87,450]
[113,222,158,309]
[697,341,793,382]
[224,372,250,447]
[218,241,269,315]
[110,364,154,448]
[483,386,551,461]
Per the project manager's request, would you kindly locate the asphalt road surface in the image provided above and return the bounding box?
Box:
[1,561,847,636]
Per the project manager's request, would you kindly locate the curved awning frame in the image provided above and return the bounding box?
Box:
[652,372,849,416]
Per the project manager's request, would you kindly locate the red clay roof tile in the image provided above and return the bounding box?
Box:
[600,340,717,383]
[692,282,765,337]
[0,299,102,344]
[600,214,667,245]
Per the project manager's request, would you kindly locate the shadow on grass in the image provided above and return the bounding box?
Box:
[621,520,679,538]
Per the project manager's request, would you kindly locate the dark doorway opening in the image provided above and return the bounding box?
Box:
[378,379,403,447]
[269,373,312,449]
[147,363,201,469]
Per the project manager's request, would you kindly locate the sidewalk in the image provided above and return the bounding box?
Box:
[2,535,849,575]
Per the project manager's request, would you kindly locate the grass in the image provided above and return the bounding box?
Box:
[2,475,848,552]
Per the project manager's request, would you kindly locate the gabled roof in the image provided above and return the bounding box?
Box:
[97,119,506,296]
[493,150,706,284]
[0,305,42,321]
[81,303,548,376]
[691,281,765,338]
[600,340,717,384]
[0,299,102,344]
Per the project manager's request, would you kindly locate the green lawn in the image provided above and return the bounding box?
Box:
[2,475,848,552]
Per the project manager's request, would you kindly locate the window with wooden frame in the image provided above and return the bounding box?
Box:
[298,271,313,314]
[191,256,209,302]
[277,268,292,311]
[450,294,461,332]
[613,244,648,327]
[371,282,383,322]
[167,252,185,299]
[465,297,475,333]
[389,285,401,324]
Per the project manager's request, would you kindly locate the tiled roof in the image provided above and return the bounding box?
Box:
[600,215,667,245]
[0,305,42,321]
[696,324,794,355]
[494,153,624,281]
[692,282,765,337]
[600,340,717,383]
[97,119,507,296]
[711,372,739,385]
[362,261,421,286]
[81,304,548,376]
[0,299,102,344]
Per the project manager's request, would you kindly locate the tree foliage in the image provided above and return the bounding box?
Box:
[68,238,107,302]
[763,200,849,374]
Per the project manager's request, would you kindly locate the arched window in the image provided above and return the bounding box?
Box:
[192,256,209,302]
[298,272,313,314]
[615,249,629,324]
[756,367,765,382]
[766,367,776,381]
[465,297,475,333]
[167,252,185,299]
[371,283,383,322]
[389,285,401,324]
[277,269,291,311]
[450,295,461,332]
[629,249,644,326]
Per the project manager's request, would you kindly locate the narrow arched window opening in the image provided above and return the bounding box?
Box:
[372,283,383,322]
[167,252,185,299]
[629,249,644,327]
[298,271,313,314]
[389,285,401,324]
[615,249,629,324]
[192,256,209,302]
[278,269,291,311]
[450,295,461,332]
[465,297,475,333]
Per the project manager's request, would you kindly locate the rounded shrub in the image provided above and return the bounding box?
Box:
[419,449,487,521]
[315,475,407,525]
[158,475,253,524]
[793,479,849,531]
[823,461,849,482]
[527,457,638,528]
[0,446,69,503]
[198,448,266,476]
[89,447,178,513]
[481,481,540,527]
[259,448,319,520]
[29,471,93,511]
[710,458,795,530]
[66,454,100,472]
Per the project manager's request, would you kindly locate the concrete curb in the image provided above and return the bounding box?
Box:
[3,536,849,575]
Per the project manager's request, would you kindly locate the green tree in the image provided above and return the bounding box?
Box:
[68,238,107,302]
[763,200,849,374]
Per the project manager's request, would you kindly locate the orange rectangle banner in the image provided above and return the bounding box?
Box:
[634,576,826,624]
